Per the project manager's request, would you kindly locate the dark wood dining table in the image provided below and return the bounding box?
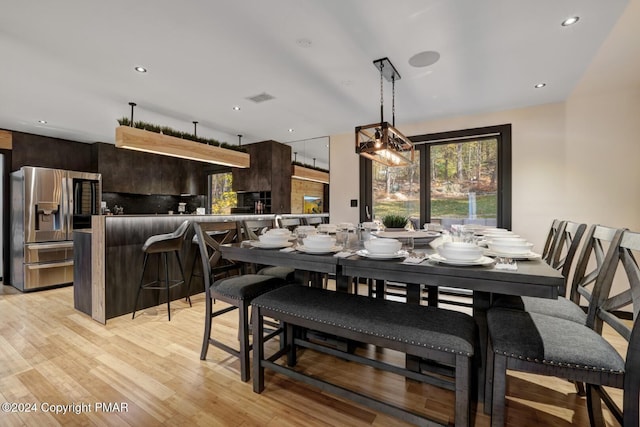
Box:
[220,242,564,409]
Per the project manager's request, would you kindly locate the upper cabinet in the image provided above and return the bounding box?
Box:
[232,140,291,213]
[92,143,207,195]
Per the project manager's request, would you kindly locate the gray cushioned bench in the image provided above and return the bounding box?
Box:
[251,285,477,427]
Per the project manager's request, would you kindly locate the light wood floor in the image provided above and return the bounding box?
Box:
[0,282,624,426]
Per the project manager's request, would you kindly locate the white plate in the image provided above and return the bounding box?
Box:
[429,254,495,266]
[250,241,293,249]
[297,245,343,254]
[484,249,541,260]
[356,249,408,259]
[376,230,441,239]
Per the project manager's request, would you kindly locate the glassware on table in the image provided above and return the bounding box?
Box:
[336,225,349,249]
[401,237,414,254]
[293,227,310,247]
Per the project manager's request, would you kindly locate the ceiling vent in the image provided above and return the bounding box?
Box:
[246,92,275,103]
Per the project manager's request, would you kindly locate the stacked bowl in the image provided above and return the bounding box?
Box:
[487,237,534,255]
[364,238,402,255]
[258,228,291,245]
[302,234,336,251]
[437,242,483,261]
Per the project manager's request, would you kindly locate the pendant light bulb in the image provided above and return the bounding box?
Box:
[374,129,382,148]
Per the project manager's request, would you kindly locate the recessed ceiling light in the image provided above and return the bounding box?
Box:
[134,66,147,73]
[288,128,294,133]
[38,120,47,124]
[561,16,579,27]
[232,106,241,111]
[296,38,312,48]
[534,83,546,89]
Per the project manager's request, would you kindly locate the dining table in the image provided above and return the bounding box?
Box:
[219,240,564,411]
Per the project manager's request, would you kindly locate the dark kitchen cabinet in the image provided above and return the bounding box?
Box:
[232,140,291,213]
[92,143,207,195]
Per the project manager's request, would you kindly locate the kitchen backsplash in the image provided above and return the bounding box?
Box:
[102,193,207,215]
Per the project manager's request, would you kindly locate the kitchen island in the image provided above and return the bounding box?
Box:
[74,213,328,323]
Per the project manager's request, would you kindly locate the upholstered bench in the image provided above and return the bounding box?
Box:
[251,285,477,427]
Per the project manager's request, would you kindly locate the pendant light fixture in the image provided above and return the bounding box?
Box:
[355,57,414,167]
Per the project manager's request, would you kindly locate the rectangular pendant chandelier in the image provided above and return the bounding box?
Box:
[355,121,414,167]
[355,57,414,167]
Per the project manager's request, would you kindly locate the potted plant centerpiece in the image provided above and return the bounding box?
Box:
[381,214,409,231]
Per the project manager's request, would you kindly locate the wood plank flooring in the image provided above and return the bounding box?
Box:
[0,283,625,426]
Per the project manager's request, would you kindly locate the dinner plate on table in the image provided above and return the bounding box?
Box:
[250,241,293,249]
[297,245,342,254]
[483,249,541,260]
[356,249,407,260]
[429,253,495,266]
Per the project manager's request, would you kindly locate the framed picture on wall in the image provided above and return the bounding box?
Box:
[303,196,322,214]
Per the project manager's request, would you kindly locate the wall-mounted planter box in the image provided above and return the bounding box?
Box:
[291,165,329,184]
[115,126,250,168]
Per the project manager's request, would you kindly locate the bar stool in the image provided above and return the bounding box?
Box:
[132,220,191,321]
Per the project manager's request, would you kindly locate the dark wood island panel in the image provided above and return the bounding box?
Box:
[75,213,328,323]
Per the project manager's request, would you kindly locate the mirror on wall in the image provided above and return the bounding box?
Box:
[284,136,329,171]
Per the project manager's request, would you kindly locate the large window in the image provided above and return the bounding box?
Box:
[371,161,420,220]
[361,124,511,229]
[428,138,498,228]
[209,172,237,214]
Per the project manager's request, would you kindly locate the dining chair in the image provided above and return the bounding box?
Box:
[195,221,287,381]
[492,222,604,326]
[186,221,243,298]
[303,216,325,226]
[541,219,565,264]
[486,228,639,427]
[241,218,276,241]
[546,220,587,293]
[277,216,303,231]
[240,219,297,283]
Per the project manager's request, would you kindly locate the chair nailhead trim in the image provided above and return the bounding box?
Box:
[497,350,624,373]
[257,305,473,356]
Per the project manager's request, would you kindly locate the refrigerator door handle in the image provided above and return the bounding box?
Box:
[61,174,71,239]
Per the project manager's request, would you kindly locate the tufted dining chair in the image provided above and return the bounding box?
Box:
[195,221,287,381]
[486,227,640,427]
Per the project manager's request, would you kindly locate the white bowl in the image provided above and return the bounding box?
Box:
[437,242,483,261]
[441,241,480,250]
[364,238,402,255]
[487,237,527,244]
[303,235,335,248]
[488,240,534,255]
[483,233,519,240]
[258,234,289,244]
[265,228,291,237]
[317,224,337,233]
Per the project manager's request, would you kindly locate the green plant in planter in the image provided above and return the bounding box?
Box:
[115,118,248,153]
[381,214,409,229]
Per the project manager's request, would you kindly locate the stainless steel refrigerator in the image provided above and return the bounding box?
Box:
[10,166,101,291]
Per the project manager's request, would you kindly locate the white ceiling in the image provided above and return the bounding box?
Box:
[0,0,629,170]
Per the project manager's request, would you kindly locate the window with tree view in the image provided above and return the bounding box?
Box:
[209,172,237,214]
[429,138,498,228]
[372,161,420,221]
[365,124,511,230]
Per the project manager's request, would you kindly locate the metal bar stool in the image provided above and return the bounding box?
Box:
[132,220,191,321]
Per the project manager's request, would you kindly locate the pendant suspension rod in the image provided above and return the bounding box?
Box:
[379,62,384,125]
[129,102,136,125]
[392,76,396,127]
